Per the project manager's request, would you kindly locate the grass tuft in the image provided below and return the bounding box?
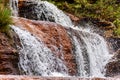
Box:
[0,0,12,33]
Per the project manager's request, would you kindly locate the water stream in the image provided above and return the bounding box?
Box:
[9,0,18,16]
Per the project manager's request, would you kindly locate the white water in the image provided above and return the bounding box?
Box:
[11,25,68,76]
[9,0,18,16]
[69,30,112,77]
[10,0,112,77]
[73,36,87,77]
[35,1,73,27]
[37,2,112,77]
[35,2,112,77]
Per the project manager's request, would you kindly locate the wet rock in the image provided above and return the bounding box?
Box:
[18,0,73,27]
[66,13,80,26]
[107,37,120,52]
[0,30,20,75]
[106,50,120,77]
[18,0,55,22]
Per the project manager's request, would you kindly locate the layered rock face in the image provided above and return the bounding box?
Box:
[0,31,20,75]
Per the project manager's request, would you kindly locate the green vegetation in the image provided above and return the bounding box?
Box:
[114,19,120,36]
[44,0,120,36]
[0,0,12,32]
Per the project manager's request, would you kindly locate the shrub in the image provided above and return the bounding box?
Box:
[113,19,120,36]
[0,0,12,32]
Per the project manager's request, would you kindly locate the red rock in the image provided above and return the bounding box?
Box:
[0,32,20,75]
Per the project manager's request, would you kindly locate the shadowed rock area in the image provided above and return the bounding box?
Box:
[106,50,120,77]
[0,31,20,75]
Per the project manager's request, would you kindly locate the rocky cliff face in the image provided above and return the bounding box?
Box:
[0,30,20,75]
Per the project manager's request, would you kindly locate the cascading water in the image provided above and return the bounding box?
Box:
[25,1,112,77]
[67,28,112,77]
[18,1,73,27]
[11,25,68,76]
[9,0,18,16]
[10,0,112,78]
[34,1,73,27]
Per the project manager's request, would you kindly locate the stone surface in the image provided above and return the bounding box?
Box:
[0,30,20,75]
[106,50,120,77]
[13,17,77,76]
[106,37,120,77]
[107,37,120,52]
[0,75,118,80]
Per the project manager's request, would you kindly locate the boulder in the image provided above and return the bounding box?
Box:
[106,50,120,77]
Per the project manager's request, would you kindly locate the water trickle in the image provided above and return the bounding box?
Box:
[11,25,68,76]
[9,0,18,16]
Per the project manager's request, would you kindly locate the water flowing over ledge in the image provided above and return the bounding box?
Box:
[12,17,112,77]
[11,25,68,76]
[8,0,117,78]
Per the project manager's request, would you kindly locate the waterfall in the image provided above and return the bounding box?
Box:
[29,2,112,77]
[11,25,68,76]
[9,0,18,16]
[35,1,73,27]
[67,29,112,77]
[10,0,113,78]
[18,1,73,27]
